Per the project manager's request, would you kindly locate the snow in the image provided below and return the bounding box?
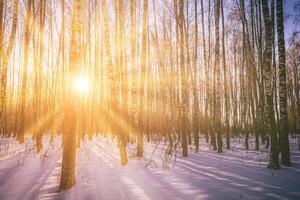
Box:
[0,136,300,200]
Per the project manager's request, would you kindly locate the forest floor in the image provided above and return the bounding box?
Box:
[0,136,300,200]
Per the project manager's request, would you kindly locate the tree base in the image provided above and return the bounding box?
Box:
[268,162,279,170]
[281,160,291,167]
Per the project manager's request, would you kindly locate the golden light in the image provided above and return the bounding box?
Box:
[73,76,89,93]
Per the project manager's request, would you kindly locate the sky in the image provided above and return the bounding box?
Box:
[284,0,300,41]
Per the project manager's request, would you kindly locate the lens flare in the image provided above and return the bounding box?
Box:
[73,76,89,93]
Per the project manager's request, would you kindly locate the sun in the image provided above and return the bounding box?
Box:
[73,76,89,93]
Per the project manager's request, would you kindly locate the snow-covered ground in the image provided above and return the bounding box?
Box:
[0,136,300,200]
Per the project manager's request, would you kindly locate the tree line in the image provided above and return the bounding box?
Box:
[0,0,299,190]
